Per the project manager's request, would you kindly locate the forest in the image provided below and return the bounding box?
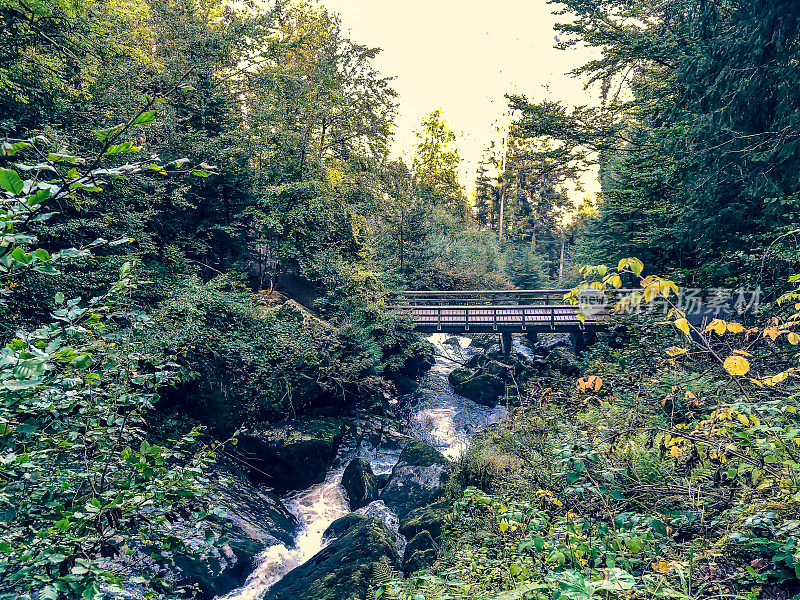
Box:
[1,0,799,599]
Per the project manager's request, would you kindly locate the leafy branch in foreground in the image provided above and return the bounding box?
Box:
[0,264,218,599]
[0,90,215,301]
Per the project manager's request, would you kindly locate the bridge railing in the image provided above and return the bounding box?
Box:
[394,289,639,307]
[397,289,572,306]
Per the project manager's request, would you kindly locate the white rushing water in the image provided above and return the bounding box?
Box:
[219,333,510,600]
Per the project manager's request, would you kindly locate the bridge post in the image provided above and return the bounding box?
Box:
[499,332,513,355]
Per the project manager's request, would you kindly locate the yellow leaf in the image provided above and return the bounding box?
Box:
[705,319,727,335]
[764,326,780,341]
[652,560,672,574]
[726,322,745,334]
[670,446,683,458]
[674,318,690,336]
[724,355,750,376]
[737,414,750,426]
[666,346,688,357]
[609,274,622,289]
[594,376,603,391]
[788,332,800,345]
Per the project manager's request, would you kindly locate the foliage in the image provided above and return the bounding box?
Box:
[0,267,217,599]
[509,0,800,291]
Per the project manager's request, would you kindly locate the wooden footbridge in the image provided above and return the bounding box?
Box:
[392,289,613,335]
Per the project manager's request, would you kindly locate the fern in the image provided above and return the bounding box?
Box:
[371,556,406,600]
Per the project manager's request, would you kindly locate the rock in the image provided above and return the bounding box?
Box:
[547,345,580,377]
[341,457,378,510]
[235,417,345,491]
[402,530,437,574]
[379,441,450,519]
[448,368,472,387]
[264,517,399,600]
[357,500,406,557]
[465,353,484,369]
[323,513,370,541]
[452,373,505,407]
[538,332,573,352]
[168,461,298,598]
[399,342,436,378]
[532,333,580,376]
[389,372,419,396]
[399,499,449,542]
[376,473,391,489]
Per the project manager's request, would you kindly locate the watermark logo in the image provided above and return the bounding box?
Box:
[576,287,762,316]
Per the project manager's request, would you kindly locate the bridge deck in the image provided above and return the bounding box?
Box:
[394,303,608,333]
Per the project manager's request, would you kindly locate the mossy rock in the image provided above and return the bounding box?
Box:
[402,530,437,575]
[376,473,391,489]
[341,458,378,510]
[380,441,450,519]
[236,417,345,491]
[452,373,505,407]
[398,440,449,468]
[399,499,449,542]
[265,517,399,600]
[322,513,370,541]
[168,460,298,598]
[448,368,473,388]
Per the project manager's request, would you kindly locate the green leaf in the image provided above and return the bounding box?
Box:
[27,188,50,206]
[41,585,58,600]
[0,168,24,194]
[95,123,125,141]
[70,354,93,369]
[132,111,156,126]
[54,518,70,531]
[105,141,139,156]
[11,247,32,264]
[33,249,51,261]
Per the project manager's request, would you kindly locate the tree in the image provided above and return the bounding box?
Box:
[508,0,800,291]
[412,109,470,222]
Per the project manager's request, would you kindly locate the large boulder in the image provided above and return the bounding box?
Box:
[235,417,345,491]
[402,530,437,575]
[379,441,450,519]
[534,333,580,377]
[451,373,505,407]
[322,513,370,541]
[265,516,399,600]
[341,458,378,510]
[399,499,449,542]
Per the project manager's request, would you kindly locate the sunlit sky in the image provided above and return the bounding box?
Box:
[317,0,601,200]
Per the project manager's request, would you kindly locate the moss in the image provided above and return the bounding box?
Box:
[403,530,437,574]
[341,457,378,510]
[448,368,472,387]
[323,513,370,540]
[399,499,450,541]
[398,440,449,468]
[265,516,398,600]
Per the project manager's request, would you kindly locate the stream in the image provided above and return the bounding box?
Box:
[219,334,516,600]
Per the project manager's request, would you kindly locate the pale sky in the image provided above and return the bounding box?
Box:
[317,0,601,200]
